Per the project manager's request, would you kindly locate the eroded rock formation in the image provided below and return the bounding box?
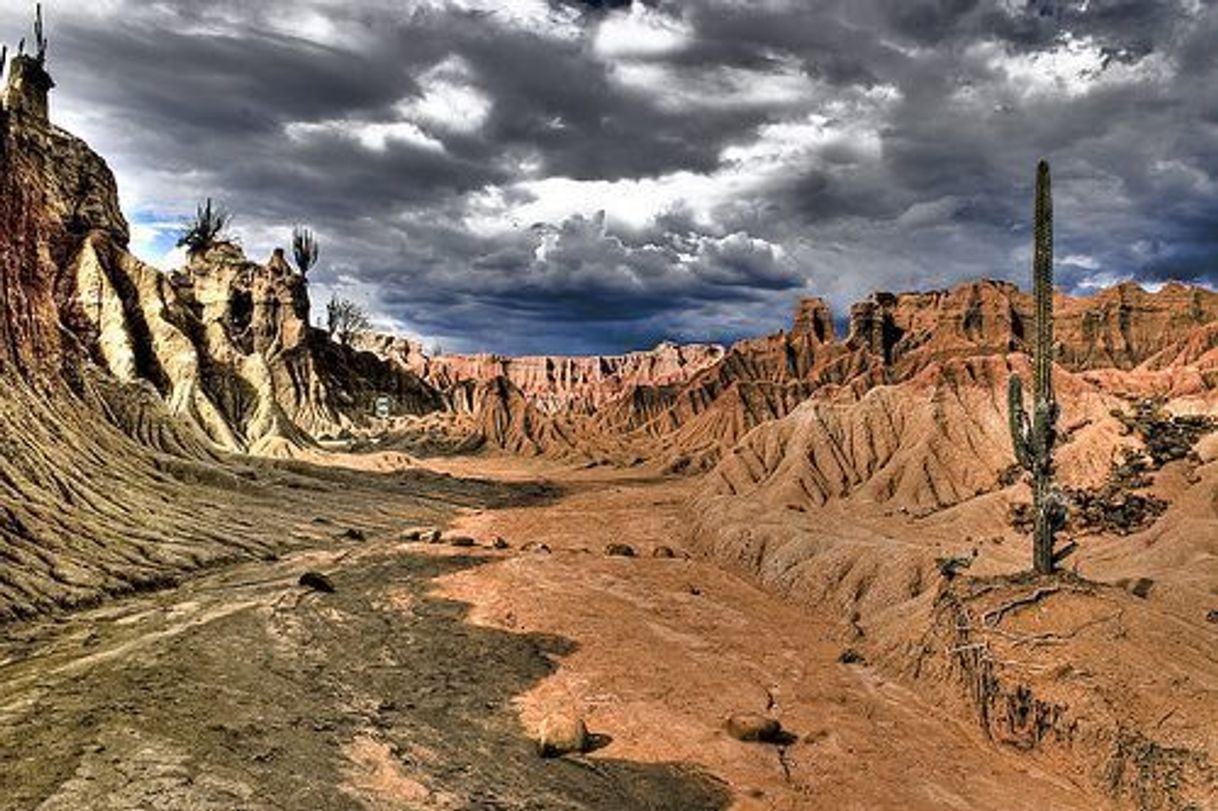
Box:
[0,48,449,619]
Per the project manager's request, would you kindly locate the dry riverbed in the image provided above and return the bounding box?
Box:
[0,455,1108,810]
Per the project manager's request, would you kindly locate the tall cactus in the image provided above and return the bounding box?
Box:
[34,5,45,63]
[1009,160,1067,574]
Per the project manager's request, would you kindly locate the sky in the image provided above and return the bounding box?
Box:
[1,0,1215,354]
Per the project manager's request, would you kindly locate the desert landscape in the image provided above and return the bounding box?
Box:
[2,2,1217,810]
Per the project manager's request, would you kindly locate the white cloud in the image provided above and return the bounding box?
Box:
[611,59,815,111]
[402,56,492,134]
[1077,270,1133,290]
[974,34,1175,100]
[466,171,737,234]
[720,103,888,168]
[593,5,692,59]
[282,56,490,154]
[1060,253,1100,270]
[286,119,446,153]
[462,80,897,238]
[416,0,582,40]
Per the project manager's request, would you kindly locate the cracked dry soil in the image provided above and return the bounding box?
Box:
[0,537,729,810]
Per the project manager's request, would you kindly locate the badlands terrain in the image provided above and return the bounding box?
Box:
[2,42,1217,811]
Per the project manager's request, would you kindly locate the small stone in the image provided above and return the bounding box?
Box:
[401,527,435,542]
[1206,609,1218,624]
[340,528,366,542]
[838,648,866,665]
[604,543,636,558]
[521,542,551,554]
[725,713,784,743]
[491,536,510,550]
[1129,577,1155,599]
[537,711,588,758]
[652,546,677,559]
[299,571,335,593]
[447,535,477,547]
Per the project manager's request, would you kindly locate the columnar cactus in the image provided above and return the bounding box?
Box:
[34,4,46,64]
[1009,160,1067,574]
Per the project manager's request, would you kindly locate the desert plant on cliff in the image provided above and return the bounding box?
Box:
[292,226,319,276]
[1008,160,1069,574]
[33,3,47,64]
[176,198,231,255]
[326,296,371,346]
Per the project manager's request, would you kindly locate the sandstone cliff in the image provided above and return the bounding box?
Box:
[0,49,449,619]
[369,281,1218,470]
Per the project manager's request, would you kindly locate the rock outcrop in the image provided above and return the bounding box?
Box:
[0,46,449,619]
[388,341,726,415]
[363,279,1218,469]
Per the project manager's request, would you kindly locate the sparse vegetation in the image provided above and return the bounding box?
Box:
[326,296,371,346]
[34,3,47,64]
[1008,160,1068,574]
[176,198,231,255]
[292,225,319,276]
[1113,399,1218,466]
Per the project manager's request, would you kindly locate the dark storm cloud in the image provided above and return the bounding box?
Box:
[2,0,1214,352]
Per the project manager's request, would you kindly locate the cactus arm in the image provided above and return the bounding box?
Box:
[1007,374,1032,470]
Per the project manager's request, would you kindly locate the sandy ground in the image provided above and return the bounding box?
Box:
[431,460,1107,810]
[0,451,1190,809]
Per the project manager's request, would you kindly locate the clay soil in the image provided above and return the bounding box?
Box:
[0,452,1140,810]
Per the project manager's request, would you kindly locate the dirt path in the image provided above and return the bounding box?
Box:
[0,456,1114,810]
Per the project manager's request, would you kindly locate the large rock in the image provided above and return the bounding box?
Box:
[725,713,785,743]
[537,710,589,758]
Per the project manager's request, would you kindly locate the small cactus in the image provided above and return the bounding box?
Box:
[176,198,231,255]
[34,4,47,65]
[292,226,319,276]
[1008,160,1068,574]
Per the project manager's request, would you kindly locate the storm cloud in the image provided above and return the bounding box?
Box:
[1,0,1214,353]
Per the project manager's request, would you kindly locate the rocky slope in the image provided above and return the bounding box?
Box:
[384,281,1218,472]
[357,335,725,415]
[0,50,453,620]
[682,296,1218,809]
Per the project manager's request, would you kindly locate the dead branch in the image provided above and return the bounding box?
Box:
[982,585,1070,627]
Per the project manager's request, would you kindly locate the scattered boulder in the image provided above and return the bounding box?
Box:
[725,713,785,744]
[838,648,866,665]
[1116,577,1156,599]
[604,543,636,558]
[1130,577,1155,598]
[935,553,974,579]
[537,711,588,758]
[299,571,335,594]
[652,546,677,559]
[340,528,366,542]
